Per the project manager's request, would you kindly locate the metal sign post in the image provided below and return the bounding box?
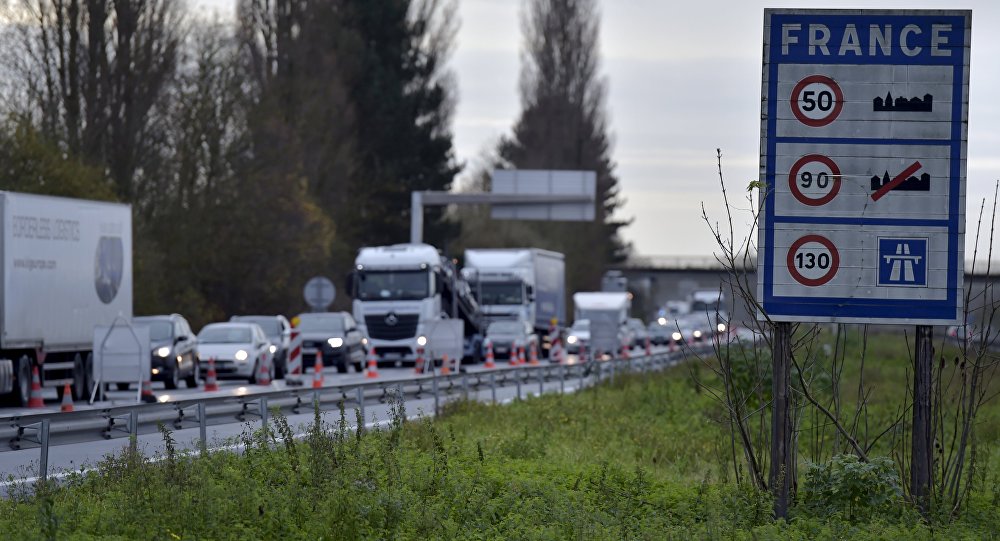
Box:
[758,9,971,516]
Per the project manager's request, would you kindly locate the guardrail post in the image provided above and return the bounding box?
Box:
[356,387,365,427]
[559,365,565,394]
[259,397,269,432]
[490,372,497,404]
[515,369,522,401]
[198,402,207,454]
[38,419,50,482]
[129,410,138,452]
[537,368,544,396]
[432,374,440,415]
[462,374,469,400]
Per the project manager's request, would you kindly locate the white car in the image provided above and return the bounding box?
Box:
[565,320,591,354]
[197,322,273,383]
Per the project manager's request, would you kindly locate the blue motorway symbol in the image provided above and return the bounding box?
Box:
[878,238,927,287]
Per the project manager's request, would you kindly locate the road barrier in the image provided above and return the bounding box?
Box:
[1,342,718,482]
[286,328,303,386]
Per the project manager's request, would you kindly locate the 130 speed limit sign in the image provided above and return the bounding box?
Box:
[786,234,839,286]
[790,75,843,127]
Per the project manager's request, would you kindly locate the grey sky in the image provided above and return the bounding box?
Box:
[197,0,1000,259]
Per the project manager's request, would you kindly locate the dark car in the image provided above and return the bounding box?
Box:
[296,312,368,373]
[647,320,672,345]
[230,315,291,379]
[133,314,199,390]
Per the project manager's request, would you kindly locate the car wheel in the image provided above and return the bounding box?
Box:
[185,358,200,388]
[165,363,180,390]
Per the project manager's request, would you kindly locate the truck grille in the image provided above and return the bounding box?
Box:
[365,314,419,340]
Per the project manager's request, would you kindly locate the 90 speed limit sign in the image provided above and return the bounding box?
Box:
[786,234,839,287]
[788,154,841,206]
[790,75,843,127]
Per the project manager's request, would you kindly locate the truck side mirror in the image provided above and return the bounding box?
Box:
[526,285,535,301]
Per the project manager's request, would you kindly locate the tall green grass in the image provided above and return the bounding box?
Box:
[1,333,998,539]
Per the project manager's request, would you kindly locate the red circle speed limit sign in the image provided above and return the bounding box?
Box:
[788,154,842,206]
[786,234,840,287]
[790,75,844,127]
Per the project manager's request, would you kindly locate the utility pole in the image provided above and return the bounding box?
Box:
[770,321,793,518]
[911,325,933,512]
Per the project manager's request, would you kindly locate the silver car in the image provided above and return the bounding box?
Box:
[197,322,273,383]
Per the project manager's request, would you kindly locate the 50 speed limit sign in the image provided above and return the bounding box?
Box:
[790,75,843,127]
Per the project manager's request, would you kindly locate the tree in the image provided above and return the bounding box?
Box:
[4,0,183,201]
[492,0,629,296]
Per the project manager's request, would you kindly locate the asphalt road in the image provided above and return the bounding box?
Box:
[0,344,694,492]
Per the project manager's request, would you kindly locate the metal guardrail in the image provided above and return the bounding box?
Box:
[2,345,712,481]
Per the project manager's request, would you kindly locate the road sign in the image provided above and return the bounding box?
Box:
[303,276,335,311]
[490,170,596,221]
[757,9,970,324]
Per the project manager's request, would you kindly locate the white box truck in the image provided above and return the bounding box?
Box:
[0,192,133,406]
[573,292,630,358]
[351,243,484,365]
[461,248,566,339]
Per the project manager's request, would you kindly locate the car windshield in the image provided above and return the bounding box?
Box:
[135,319,172,341]
[199,326,252,344]
[477,282,523,305]
[233,317,281,336]
[487,321,523,335]
[356,270,430,301]
[297,316,345,333]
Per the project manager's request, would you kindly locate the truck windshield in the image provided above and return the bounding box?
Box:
[356,271,430,301]
[577,310,619,326]
[478,282,522,305]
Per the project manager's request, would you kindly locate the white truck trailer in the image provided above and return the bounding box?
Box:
[461,248,565,344]
[0,192,133,406]
[351,243,484,365]
[573,291,630,358]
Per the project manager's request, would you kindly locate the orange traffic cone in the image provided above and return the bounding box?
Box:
[528,343,540,366]
[59,383,74,412]
[204,357,220,391]
[27,366,44,408]
[440,353,451,375]
[484,342,496,369]
[365,347,379,379]
[140,378,157,403]
[621,341,630,360]
[552,337,563,364]
[257,355,272,386]
[415,346,426,374]
[312,352,324,389]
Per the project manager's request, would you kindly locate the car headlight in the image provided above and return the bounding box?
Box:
[269,345,277,354]
[156,346,171,358]
[657,317,667,325]
[672,332,682,341]
[717,323,727,333]
[693,330,703,338]
[566,335,578,344]
[328,337,344,348]
[416,335,427,347]
[235,349,248,361]
[362,337,369,346]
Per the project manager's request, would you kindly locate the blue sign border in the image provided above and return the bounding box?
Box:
[762,12,966,321]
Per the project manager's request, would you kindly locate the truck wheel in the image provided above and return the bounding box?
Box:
[116,382,131,391]
[72,353,87,401]
[14,355,32,407]
[83,353,94,400]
